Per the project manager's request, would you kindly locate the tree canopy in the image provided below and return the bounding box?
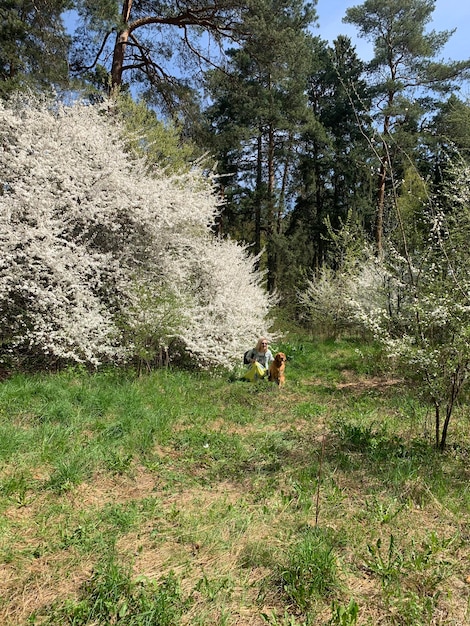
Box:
[203,0,318,291]
[344,0,470,254]
[69,0,251,111]
[0,0,72,97]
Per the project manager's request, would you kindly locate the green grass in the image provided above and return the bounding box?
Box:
[0,336,469,625]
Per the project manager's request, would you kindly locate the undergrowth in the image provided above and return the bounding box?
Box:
[0,337,468,625]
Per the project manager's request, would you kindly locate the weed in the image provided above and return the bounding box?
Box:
[103,450,134,474]
[331,419,396,455]
[364,496,406,525]
[279,527,339,611]
[42,556,188,625]
[261,609,310,625]
[45,454,91,493]
[385,589,439,626]
[366,535,403,588]
[0,468,34,505]
[195,572,233,603]
[365,531,456,625]
[327,598,359,625]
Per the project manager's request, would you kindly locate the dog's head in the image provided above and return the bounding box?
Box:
[274,352,286,365]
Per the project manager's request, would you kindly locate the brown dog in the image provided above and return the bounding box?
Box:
[268,352,286,387]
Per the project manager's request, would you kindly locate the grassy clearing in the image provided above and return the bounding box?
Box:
[0,337,469,625]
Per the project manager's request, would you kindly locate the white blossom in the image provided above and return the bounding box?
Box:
[0,96,273,369]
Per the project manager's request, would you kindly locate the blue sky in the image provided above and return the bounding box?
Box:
[315,0,470,63]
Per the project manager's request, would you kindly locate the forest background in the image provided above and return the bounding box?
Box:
[2,0,470,449]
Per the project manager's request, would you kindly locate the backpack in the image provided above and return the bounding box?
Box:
[243,350,252,365]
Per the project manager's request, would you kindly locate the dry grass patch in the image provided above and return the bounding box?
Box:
[336,370,404,391]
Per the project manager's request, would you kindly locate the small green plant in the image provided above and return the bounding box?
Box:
[45,455,91,493]
[364,496,406,525]
[195,572,233,603]
[366,535,403,588]
[103,450,134,474]
[279,527,339,611]
[328,598,359,625]
[0,469,34,506]
[332,419,387,452]
[365,531,454,625]
[261,609,309,625]
[387,589,439,626]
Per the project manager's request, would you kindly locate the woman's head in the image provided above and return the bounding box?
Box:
[256,337,269,352]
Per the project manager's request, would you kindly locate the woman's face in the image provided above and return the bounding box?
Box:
[261,340,268,352]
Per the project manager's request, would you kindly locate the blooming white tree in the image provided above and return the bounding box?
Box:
[0,96,274,370]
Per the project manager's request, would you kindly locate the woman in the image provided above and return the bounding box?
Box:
[243,337,274,381]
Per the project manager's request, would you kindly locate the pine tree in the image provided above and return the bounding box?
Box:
[285,35,374,289]
[344,0,470,255]
[70,0,247,110]
[203,0,318,292]
[0,0,72,97]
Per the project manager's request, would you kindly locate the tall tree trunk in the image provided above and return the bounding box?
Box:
[434,403,440,450]
[110,0,133,91]
[312,141,323,271]
[439,406,452,452]
[376,111,391,258]
[267,122,276,292]
[278,133,292,235]
[376,152,386,256]
[254,133,263,260]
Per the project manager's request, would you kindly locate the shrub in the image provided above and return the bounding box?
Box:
[0,95,273,370]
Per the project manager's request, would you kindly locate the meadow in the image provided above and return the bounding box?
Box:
[0,336,469,625]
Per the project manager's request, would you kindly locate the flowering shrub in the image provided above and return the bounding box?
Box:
[298,217,384,338]
[298,259,386,338]
[299,166,470,449]
[0,96,273,370]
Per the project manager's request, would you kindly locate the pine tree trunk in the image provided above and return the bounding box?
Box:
[254,133,263,259]
[267,122,276,292]
[376,110,391,258]
[376,154,386,256]
[110,1,133,91]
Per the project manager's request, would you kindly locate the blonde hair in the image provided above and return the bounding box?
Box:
[255,337,269,351]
